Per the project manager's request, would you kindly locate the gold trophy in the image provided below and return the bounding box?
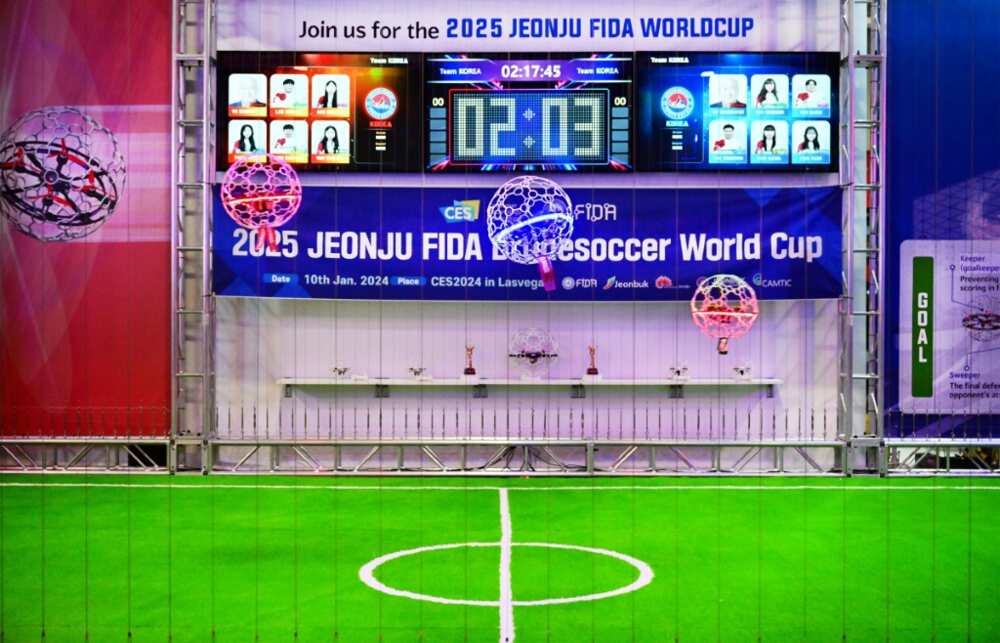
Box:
[464,345,477,376]
[583,344,602,381]
[586,345,600,376]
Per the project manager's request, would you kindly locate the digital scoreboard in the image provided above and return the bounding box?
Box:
[426,54,633,172]
[215,51,840,176]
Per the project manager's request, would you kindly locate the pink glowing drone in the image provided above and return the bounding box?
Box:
[220,154,302,251]
[690,274,760,354]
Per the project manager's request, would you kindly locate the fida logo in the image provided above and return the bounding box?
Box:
[661,86,695,120]
[440,199,480,223]
[364,87,398,120]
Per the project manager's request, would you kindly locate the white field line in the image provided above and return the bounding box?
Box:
[355,541,653,608]
[1,482,999,492]
[498,488,515,643]
[357,542,501,607]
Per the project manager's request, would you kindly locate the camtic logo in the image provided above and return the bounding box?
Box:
[752,272,793,288]
[440,199,480,223]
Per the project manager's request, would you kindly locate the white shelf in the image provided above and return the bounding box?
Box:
[279,377,781,399]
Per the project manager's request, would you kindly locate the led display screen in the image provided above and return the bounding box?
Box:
[635,52,839,172]
[217,52,422,172]
[427,54,632,172]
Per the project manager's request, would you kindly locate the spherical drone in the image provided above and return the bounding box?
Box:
[690,274,759,355]
[487,175,573,292]
[220,154,302,251]
[509,328,559,376]
[0,106,126,242]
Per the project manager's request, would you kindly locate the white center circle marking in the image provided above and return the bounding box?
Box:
[358,541,654,607]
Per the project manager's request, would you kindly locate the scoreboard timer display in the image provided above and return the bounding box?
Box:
[426,54,633,172]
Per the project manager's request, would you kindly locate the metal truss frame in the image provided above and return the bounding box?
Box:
[0,438,171,472]
[883,439,1000,475]
[171,0,217,473]
[207,439,845,475]
[839,0,887,472]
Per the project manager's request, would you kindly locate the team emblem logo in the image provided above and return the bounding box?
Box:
[364,87,398,120]
[660,87,694,120]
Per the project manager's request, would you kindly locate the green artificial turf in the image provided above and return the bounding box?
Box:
[1,475,998,642]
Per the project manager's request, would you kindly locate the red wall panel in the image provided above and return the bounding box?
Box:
[0,0,172,437]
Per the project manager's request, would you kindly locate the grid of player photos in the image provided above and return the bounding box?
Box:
[226,72,351,164]
[705,72,832,166]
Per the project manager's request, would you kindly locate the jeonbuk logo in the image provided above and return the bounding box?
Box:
[364,87,398,120]
[441,199,480,223]
[661,87,695,120]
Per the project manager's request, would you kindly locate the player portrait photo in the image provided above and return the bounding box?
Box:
[708,120,747,164]
[311,73,351,118]
[227,120,267,163]
[792,74,832,117]
[268,120,308,163]
[750,75,789,112]
[750,121,789,165]
[270,73,308,117]
[791,120,831,164]
[311,120,351,164]
[227,73,267,117]
[708,74,748,112]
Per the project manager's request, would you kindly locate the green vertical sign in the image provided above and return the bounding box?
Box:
[912,256,934,397]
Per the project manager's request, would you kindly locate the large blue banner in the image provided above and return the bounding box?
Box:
[213,185,841,301]
[886,0,1000,435]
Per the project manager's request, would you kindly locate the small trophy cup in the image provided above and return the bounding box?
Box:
[584,344,601,381]
[463,345,477,377]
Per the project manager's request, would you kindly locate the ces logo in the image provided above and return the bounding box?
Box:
[440,200,480,223]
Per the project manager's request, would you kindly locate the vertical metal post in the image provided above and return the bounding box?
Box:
[838,0,856,456]
[171,0,216,473]
[840,0,887,472]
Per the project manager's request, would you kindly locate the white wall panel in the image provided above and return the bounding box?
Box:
[215,297,838,440]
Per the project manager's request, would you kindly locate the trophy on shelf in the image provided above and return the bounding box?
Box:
[584,344,601,381]
[463,345,478,379]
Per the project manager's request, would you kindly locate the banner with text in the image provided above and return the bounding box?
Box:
[213,186,841,302]
[217,0,838,52]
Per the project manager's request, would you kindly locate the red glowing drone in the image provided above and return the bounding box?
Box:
[690,274,760,354]
[220,154,302,251]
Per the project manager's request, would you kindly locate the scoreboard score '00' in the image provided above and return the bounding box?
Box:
[450,90,608,165]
